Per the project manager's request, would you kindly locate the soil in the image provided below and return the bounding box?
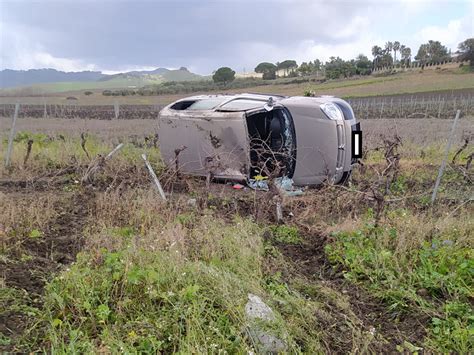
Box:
[0,183,93,352]
[275,231,428,353]
[0,174,432,353]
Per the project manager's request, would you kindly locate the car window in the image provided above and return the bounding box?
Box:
[217,99,266,111]
[187,97,229,110]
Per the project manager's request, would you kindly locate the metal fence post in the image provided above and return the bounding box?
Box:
[5,103,19,167]
[114,100,120,119]
[142,154,167,201]
[431,110,461,204]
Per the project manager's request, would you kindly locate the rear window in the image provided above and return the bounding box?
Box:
[217,99,266,111]
[170,100,196,110]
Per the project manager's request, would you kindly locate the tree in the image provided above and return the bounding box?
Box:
[355,54,372,75]
[298,62,312,76]
[212,67,235,84]
[254,62,277,80]
[393,41,401,62]
[415,40,450,65]
[312,59,322,72]
[401,46,412,67]
[457,38,474,66]
[325,57,356,79]
[384,42,394,58]
[372,45,383,68]
[380,52,394,67]
[276,60,298,76]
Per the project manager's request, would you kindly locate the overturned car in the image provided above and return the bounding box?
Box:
[158,93,361,186]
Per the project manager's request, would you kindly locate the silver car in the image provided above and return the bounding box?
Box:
[158,93,361,186]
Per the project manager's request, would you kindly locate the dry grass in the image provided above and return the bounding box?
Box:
[0,117,158,141]
[2,115,472,149]
[1,111,472,353]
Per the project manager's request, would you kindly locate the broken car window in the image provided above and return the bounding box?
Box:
[187,97,229,110]
[217,99,266,111]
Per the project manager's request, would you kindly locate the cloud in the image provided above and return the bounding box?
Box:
[0,0,472,74]
[417,16,473,50]
[0,21,97,72]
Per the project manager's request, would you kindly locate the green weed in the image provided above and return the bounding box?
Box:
[325,213,473,353]
[269,225,301,244]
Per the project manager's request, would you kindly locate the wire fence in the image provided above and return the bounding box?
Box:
[0,103,164,120]
[1,93,473,120]
[347,94,474,119]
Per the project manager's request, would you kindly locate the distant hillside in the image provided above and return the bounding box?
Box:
[101,67,202,83]
[0,67,204,92]
[0,69,105,88]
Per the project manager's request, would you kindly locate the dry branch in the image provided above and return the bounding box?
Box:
[23,139,34,167]
[452,137,469,165]
[81,133,91,160]
[81,143,124,184]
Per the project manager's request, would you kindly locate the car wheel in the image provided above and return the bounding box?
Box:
[339,171,352,185]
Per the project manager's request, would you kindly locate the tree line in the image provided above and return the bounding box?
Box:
[211,37,473,83]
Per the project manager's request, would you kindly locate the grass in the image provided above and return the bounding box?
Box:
[0,77,164,96]
[43,217,263,353]
[325,208,473,353]
[36,207,332,353]
[0,130,162,178]
[1,117,473,352]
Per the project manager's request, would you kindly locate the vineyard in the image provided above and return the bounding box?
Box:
[1,89,473,120]
[348,91,474,119]
[0,96,473,353]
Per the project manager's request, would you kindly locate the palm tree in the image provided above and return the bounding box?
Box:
[402,47,412,67]
[385,41,394,62]
[399,44,406,66]
[372,45,382,68]
[393,41,401,63]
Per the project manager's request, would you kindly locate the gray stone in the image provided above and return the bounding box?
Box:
[245,293,275,322]
[245,294,287,354]
[248,329,287,354]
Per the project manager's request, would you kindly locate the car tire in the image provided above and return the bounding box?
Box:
[339,171,352,185]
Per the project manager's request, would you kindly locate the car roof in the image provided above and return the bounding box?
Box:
[170,93,287,112]
[166,93,346,113]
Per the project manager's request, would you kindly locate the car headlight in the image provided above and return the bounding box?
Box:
[320,102,344,120]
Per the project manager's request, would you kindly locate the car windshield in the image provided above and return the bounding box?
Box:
[187,97,229,110]
[217,99,266,111]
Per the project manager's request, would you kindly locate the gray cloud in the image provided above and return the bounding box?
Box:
[1,0,472,74]
[1,0,374,72]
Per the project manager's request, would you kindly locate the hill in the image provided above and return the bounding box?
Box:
[0,67,204,94]
[0,69,105,88]
[99,67,203,86]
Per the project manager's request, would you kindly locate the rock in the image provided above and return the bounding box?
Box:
[245,294,287,353]
[247,329,287,354]
[245,294,275,322]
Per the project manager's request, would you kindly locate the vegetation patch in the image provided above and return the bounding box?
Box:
[40,217,326,353]
[325,210,473,353]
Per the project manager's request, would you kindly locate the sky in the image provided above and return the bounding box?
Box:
[0,0,473,75]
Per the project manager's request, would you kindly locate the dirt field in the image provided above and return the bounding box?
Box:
[1,116,472,147]
[1,110,472,352]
